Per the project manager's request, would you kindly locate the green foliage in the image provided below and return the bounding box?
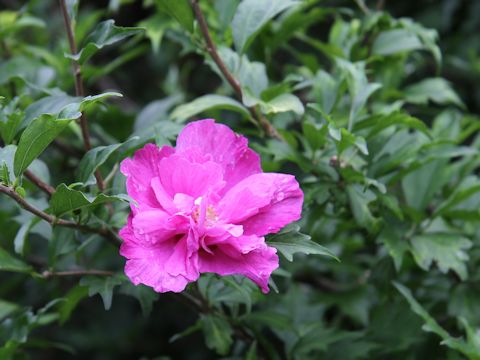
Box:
[1,0,480,359]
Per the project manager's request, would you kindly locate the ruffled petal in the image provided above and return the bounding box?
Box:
[131,210,188,243]
[218,173,303,236]
[199,238,279,293]
[120,144,175,209]
[119,217,191,293]
[176,119,261,190]
[158,154,225,198]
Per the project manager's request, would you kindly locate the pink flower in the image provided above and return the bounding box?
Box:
[119,119,303,293]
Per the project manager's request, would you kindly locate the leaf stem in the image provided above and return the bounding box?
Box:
[0,183,120,246]
[190,0,282,140]
[59,0,105,191]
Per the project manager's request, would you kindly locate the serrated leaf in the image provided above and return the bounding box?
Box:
[268,224,337,261]
[171,95,250,122]
[232,0,300,53]
[200,314,233,356]
[410,233,471,280]
[67,20,143,64]
[49,184,129,217]
[0,247,32,274]
[80,276,123,310]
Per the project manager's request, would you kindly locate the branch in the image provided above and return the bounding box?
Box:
[59,0,105,191]
[41,269,115,278]
[190,0,282,140]
[24,170,55,197]
[0,183,120,246]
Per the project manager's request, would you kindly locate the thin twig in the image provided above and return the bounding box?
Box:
[24,170,55,197]
[41,269,115,278]
[58,0,105,191]
[190,0,282,140]
[0,183,120,246]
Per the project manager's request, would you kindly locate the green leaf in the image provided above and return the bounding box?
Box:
[120,283,159,317]
[49,184,129,217]
[434,176,480,217]
[14,93,121,176]
[263,93,304,116]
[231,0,300,52]
[347,184,379,232]
[337,59,382,129]
[80,276,123,310]
[67,20,144,64]
[0,99,23,144]
[401,158,449,212]
[48,227,77,265]
[210,47,268,97]
[404,78,464,108]
[0,247,32,274]
[377,224,409,271]
[139,14,168,53]
[410,233,472,280]
[171,95,250,122]
[14,114,76,177]
[155,0,194,33]
[312,70,341,114]
[354,111,431,139]
[200,314,233,356]
[268,224,337,261]
[0,144,15,184]
[0,299,19,320]
[372,29,423,55]
[14,218,36,256]
[22,94,78,130]
[77,137,137,186]
[394,282,480,358]
[58,285,89,325]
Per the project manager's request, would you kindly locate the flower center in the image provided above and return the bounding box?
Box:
[191,196,218,227]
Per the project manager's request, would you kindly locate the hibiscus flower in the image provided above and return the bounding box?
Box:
[119,119,303,293]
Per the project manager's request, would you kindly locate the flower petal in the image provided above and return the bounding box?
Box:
[119,217,191,293]
[120,144,174,209]
[199,238,279,293]
[176,119,261,190]
[218,173,303,236]
[158,154,225,198]
[131,210,188,245]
